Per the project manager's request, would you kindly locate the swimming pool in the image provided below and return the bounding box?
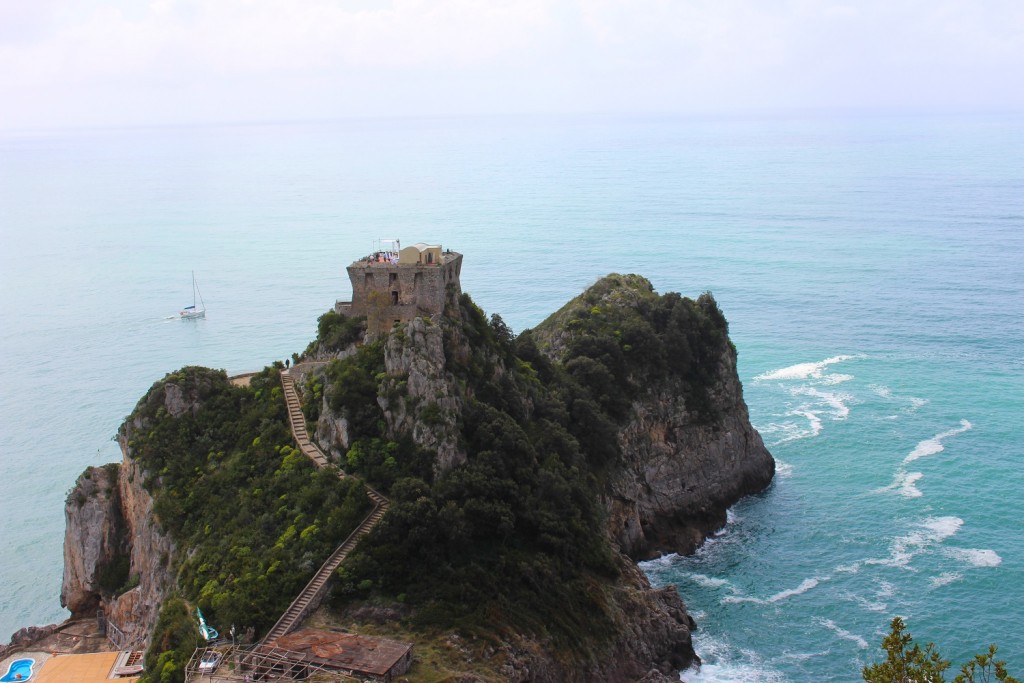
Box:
[0,658,34,682]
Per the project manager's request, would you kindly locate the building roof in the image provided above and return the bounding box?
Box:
[33,651,139,683]
[270,629,412,676]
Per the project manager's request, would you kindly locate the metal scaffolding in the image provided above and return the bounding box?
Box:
[184,645,362,682]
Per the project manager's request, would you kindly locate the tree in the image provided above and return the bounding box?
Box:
[863,617,949,683]
[863,617,1019,683]
[954,646,1021,683]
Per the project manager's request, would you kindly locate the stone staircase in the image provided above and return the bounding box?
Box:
[280,372,330,469]
[261,367,390,645]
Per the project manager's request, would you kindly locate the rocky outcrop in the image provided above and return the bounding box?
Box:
[39,277,768,680]
[58,372,199,647]
[611,340,774,559]
[482,560,696,682]
[381,317,465,474]
[61,464,126,617]
[59,447,176,647]
[531,275,774,559]
[105,451,176,644]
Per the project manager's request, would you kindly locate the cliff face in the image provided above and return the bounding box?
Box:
[610,338,774,558]
[381,317,466,474]
[530,274,774,558]
[61,464,126,617]
[107,453,176,643]
[60,380,192,647]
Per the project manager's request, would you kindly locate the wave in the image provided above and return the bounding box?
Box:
[755,354,857,382]
[791,386,853,419]
[684,573,735,590]
[909,397,928,411]
[682,632,789,683]
[874,470,924,498]
[931,572,962,588]
[869,384,893,399]
[945,547,1002,568]
[903,420,973,463]
[682,660,789,683]
[637,553,680,573]
[814,618,869,649]
[875,421,973,497]
[774,460,794,478]
[768,413,822,445]
[867,516,963,568]
[722,577,826,605]
[869,384,928,412]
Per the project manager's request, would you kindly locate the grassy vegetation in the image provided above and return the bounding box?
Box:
[531,273,731,423]
[126,365,371,683]
[303,309,367,356]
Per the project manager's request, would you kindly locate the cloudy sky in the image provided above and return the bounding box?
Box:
[2,0,1022,129]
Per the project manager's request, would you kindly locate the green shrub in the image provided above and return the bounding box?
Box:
[126,364,371,644]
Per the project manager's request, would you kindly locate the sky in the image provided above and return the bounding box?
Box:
[1,0,1023,130]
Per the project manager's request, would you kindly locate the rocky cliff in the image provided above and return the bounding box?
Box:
[301,278,773,680]
[29,273,771,683]
[530,274,775,559]
[59,378,199,648]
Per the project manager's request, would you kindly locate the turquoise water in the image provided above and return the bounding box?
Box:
[1,114,1021,680]
[0,658,33,682]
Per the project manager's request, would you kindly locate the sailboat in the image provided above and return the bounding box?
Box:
[180,271,206,319]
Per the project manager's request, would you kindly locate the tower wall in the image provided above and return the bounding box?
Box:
[339,251,463,334]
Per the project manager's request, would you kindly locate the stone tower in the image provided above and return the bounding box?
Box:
[336,241,463,334]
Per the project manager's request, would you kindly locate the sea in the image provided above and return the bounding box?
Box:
[1,112,1021,681]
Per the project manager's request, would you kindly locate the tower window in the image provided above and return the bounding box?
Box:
[391,291,399,305]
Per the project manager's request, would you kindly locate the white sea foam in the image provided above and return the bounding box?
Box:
[869,384,928,413]
[931,572,963,588]
[755,354,856,381]
[870,384,893,398]
[873,470,923,498]
[786,410,823,441]
[685,573,734,589]
[903,420,973,463]
[779,650,830,663]
[682,661,789,683]
[909,397,929,410]
[722,577,825,605]
[815,618,869,649]
[774,460,794,478]
[874,421,973,498]
[637,553,680,572]
[946,547,1002,568]
[682,634,788,683]
[857,597,888,613]
[837,588,887,613]
[792,386,853,418]
[896,471,924,498]
[867,517,964,568]
[874,580,896,599]
[921,516,964,539]
[768,577,823,603]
